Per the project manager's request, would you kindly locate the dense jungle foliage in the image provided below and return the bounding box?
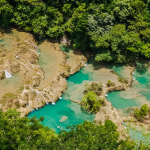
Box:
[0,108,150,150]
[1,0,150,62]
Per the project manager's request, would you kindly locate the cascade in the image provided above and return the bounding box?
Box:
[26,104,31,110]
[42,95,48,104]
[28,47,39,55]
[52,100,55,105]
[29,86,49,104]
[84,63,87,66]
[105,94,108,97]
[16,59,29,70]
[4,69,12,78]
[36,48,40,54]
[52,89,57,98]
[43,93,54,105]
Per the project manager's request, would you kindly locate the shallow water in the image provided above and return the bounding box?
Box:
[0,73,22,97]
[28,71,95,133]
[28,98,95,133]
[125,125,150,145]
[107,62,150,109]
[28,48,95,133]
[28,51,131,133]
[106,62,150,143]
[38,49,58,78]
[28,45,150,143]
[107,91,138,109]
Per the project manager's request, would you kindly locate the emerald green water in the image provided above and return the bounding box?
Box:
[28,56,97,133]
[28,63,95,133]
[107,62,150,109]
[125,125,150,145]
[28,45,150,143]
[107,91,137,109]
[28,97,94,133]
[68,69,90,84]
[106,62,150,143]
[106,63,126,77]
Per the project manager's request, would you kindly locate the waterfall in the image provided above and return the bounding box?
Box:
[26,104,31,110]
[52,89,57,99]
[59,97,62,99]
[42,95,48,104]
[4,70,12,78]
[52,100,55,105]
[29,86,49,105]
[84,63,87,66]
[28,47,39,55]
[16,59,29,70]
[105,94,108,97]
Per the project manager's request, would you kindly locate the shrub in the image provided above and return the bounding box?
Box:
[81,91,105,113]
[17,86,24,94]
[107,80,115,87]
[134,104,149,121]
[15,101,20,108]
[3,93,15,99]
[118,77,128,84]
[83,82,103,96]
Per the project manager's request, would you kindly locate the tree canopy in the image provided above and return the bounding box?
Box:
[0,108,57,149]
[0,0,150,62]
[1,108,150,149]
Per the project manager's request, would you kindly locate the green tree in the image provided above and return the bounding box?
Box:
[81,91,102,113]
[0,0,13,27]
[134,104,149,121]
[0,108,57,150]
[49,120,135,150]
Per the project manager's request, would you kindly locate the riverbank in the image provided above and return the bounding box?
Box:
[68,62,135,139]
[1,28,150,141]
[0,28,88,117]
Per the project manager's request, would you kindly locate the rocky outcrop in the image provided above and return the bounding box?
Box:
[0,28,88,117]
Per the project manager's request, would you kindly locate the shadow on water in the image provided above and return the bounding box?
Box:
[91,59,127,77]
[59,45,71,53]
[135,61,148,75]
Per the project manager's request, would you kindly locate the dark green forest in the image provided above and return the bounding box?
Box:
[1,0,150,62]
[0,108,149,150]
[1,1,150,149]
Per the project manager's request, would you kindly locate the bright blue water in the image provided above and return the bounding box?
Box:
[28,66,95,133]
[28,44,150,143]
[106,63,126,77]
[68,69,90,84]
[134,68,150,101]
[28,97,94,133]
[107,91,137,109]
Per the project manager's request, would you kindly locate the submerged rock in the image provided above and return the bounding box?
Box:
[59,116,68,122]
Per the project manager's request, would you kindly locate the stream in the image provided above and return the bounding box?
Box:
[27,47,150,142]
[1,31,149,143]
